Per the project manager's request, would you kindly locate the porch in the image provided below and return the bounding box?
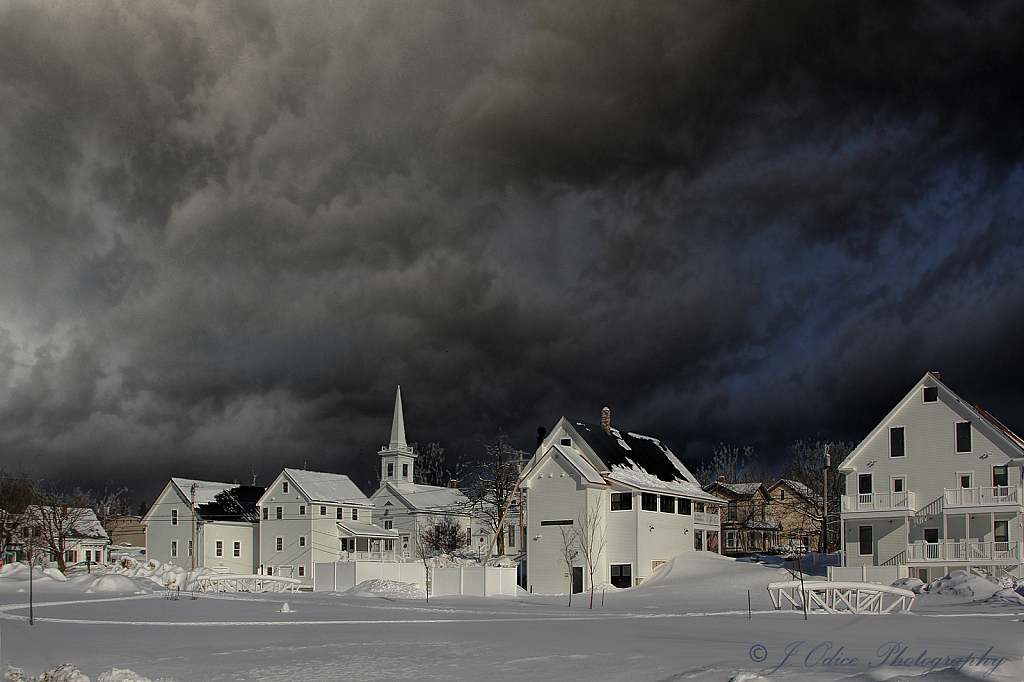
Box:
[906,540,1020,563]
[943,485,1021,509]
[841,491,916,513]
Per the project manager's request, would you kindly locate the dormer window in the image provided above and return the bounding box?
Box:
[923,386,938,403]
[560,438,571,446]
[283,481,289,494]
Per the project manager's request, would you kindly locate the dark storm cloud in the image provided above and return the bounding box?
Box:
[1,1,1023,502]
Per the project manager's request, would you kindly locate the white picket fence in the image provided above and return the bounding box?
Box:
[431,566,518,597]
[313,561,426,593]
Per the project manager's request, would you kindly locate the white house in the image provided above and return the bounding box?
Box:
[838,372,1024,581]
[142,479,264,574]
[521,409,724,595]
[369,387,519,560]
[18,506,109,567]
[257,468,393,584]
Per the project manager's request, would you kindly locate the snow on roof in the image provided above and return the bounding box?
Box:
[549,443,607,486]
[171,478,236,507]
[389,482,468,511]
[606,464,725,504]
[711,481,765,497]
[27,506,109,540]
[336,521,400,538]
[285,469,371,505]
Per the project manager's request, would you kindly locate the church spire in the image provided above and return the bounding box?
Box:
[389,385,407,451]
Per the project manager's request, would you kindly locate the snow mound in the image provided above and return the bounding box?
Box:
[729,674,769,682]
[916,570,1002,599]
[76,574,152,593]
[424,554,479,568]
[0,564,67,583]
[983,588,1024,605]
[5,663,90,682]
[109,559,216,590]
[343,579,426,600]
[890,576,925,592]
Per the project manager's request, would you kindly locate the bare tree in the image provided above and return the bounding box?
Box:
[411,442,468,487]
[558,525,579,608]
[0,470,35,560]
[694,444,768,486]
[575,502,606,609]
[467,435,525,556]
[419,515,469,555]
[91,487,132,543]
[778,440,851,553]
[30,489,95,573]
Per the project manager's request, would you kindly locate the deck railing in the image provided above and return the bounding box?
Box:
[907,540,1019,563]
[841,491,916,512]
[694,510,720,525]
[943,486,1021,508]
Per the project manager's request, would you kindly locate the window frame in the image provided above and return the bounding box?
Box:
[215,540,223,557]
[320,506,327,516]
[641,493,658,512]
[299,505,306,516]
[889,426,905,458]
[677,498,691,515]
[955,421,972,453]
[299,535,306,548]
[283,481,288,494]
[276,537,283,552]
[610,492,632,511]
[171,509,178,526]
[994,520,1009,544]
[276,506,283,520]
[233,541,241,557]
[993,465,1009,488]
[923,386,938,403]
[171,540,178,557]
[660,495,675,513]
[858,525,872,556]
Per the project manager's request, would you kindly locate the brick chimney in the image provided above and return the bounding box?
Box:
[448,479,458,489]
[601,407,611,434]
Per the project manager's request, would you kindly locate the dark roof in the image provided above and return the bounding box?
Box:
[196,485,265,523]
[567,419,689,483]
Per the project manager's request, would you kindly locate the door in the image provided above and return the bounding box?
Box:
[924,528,939,559]
[571,566,584,594]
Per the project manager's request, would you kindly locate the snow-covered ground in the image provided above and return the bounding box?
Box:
[1,554,1021,681]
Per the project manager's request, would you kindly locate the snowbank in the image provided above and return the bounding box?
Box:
[4,665,173,682]
[893,570,1002,599]
[109,559,216,590]
[423,553,480,568]
[343,579,427,600]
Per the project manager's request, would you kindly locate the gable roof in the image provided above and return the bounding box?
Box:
[27,506,109,541]
[704,481,771,501]
[768,479,821,505]
[839,372,1024,471]
[283,469,371,506]
[169,478,237,507]
[378,481,469,513]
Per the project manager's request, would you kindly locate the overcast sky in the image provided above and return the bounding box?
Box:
[2,1,1023,504]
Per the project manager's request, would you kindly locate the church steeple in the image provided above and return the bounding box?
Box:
[390,385,407,451]
[380,385,417,485]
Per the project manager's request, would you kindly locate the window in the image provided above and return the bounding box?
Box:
[403,463,409,478]
[956,421,972,453]
[677,498,691,515]
[263,508,268,520]
[858,526,872,556]
[171,541,178,558]
[540,519,573,526]
[384,539,395,552]
[298,566,305,577]
[233,541,241,557]
[859,474,872,495]
[923,386,938,403]
[299,505,306,516]
[994,520,1009,543]
[188,540,192,556]
[726,531,737,548]
[611,493,632,511]
[215,540,223,557]
[276,507,283,520]
[660,495,675,513]
[993,466,1009,487]
[283,481,288,493]
[641,493,658,511]
[351,508,358,521]
[341,538,349,552]
[266,566,273,576]
[299,536,306,547]
[383,519,393,529]
[320,506,327,516]
[610,564,632,589]
[892,478,905,493]
[727,501,737,521]
[507,524,516,547]
[958,473,971,489]
[387,462,394,478]
[924,528,939,544]
[466,528,472,544]
[695,502,704,513]
[276,537,283,552]
[171,509,178,526]
[780,489,785,501]
[889,427,905,458]
[337,508,344,520]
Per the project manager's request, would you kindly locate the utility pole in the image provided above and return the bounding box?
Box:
[190,483,197,571]
[823,445,829,554]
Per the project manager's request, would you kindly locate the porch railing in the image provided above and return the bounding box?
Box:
[841,491,916,512]
[943,486,1021,508]
[694,510,720,525]
[907,540,1019,563]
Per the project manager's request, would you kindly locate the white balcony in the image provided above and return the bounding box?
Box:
[943,485,1021,509]
[841,491,916,513]
[907,540,1020,563]
[694,510,720,525]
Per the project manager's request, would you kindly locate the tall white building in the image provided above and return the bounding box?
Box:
[838,372,1023,581]
[521,409,724,595]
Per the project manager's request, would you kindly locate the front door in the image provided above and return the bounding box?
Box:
[924,528,940,559]
[571,566,584,594]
